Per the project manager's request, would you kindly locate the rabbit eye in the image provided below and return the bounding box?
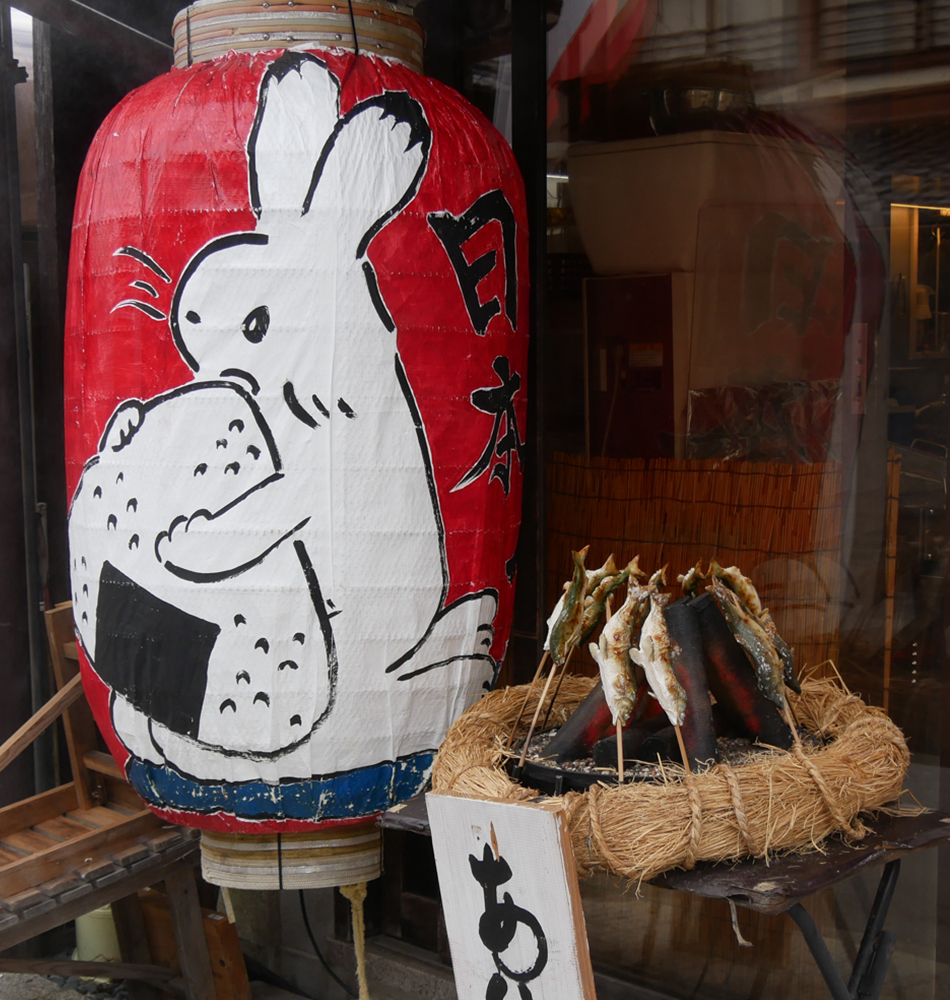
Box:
[186,310,201,324]
[242,305,270,344]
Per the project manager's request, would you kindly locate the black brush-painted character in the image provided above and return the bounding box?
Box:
[453,356,525,497]
[469,843,548,999]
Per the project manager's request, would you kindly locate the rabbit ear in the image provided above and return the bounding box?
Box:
[301,91,431,258]
[248,52,340,218]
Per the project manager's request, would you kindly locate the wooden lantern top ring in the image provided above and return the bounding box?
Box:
[172,1,424,71]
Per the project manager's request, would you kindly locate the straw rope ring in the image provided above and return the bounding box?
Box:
[432,675,909,883]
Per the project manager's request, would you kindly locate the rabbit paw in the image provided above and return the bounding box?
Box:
[389,589,499,683]
[100,399,146,452]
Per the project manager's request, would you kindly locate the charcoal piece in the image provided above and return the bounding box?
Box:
[542,680,614,762]
[690,593,793,750]
[664,598,721,769]
[591,714,667,768]
[637,726,681,764]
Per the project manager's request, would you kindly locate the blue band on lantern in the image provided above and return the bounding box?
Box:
[126,751,435,822]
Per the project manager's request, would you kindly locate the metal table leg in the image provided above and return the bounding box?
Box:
[786,859,901,1000]
[788,903,853,1000]
[848,859,900,998]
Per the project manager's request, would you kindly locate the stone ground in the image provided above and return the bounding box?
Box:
[0,972,127,1000]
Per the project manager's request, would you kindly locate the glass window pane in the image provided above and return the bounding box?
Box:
[542,1,950,996]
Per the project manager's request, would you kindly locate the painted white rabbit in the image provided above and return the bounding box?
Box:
[68,52,498,788]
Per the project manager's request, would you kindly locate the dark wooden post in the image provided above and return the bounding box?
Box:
[511,0,548,680]
[0,3,51,802]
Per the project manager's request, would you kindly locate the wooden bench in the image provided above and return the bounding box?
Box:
[0,602,220,1000]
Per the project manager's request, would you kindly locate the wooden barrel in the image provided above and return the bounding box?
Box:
[200,820,381,889]
[172,1,424,71]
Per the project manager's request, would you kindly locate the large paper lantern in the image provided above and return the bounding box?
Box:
[65,30,527,886]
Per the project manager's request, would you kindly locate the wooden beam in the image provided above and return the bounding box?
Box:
[0,957,185,996]
[0,674,83,775]
[12,0,172,53]
[164,869,216,1000]
[45,604,101,809]
[84,750,125,781]
[112,893,164,1000]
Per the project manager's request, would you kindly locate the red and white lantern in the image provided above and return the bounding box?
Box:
[64,34,527,882]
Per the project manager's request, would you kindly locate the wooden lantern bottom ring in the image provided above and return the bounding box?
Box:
[200,820,381,889]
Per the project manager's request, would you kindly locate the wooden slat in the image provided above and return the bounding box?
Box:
[34,815,94,842]
[105,776,147,812]
[0,810,160,898]
[68,805,133,829]
[0,674,83,775]
[45,603,100,809]
[0,784,78,839]
[0,845,23,865]
[84,750,125,780]
[1,828,59,855]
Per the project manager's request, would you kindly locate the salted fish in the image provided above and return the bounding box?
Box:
[547,547,590,666]
[579,556,642,643]
[543,551,616,652]
[708,579,786,710]
[709,561,764,618]
[677,561,706,598]
[760,607,801,694]
[629,591,687,727]
[589,579,649,726]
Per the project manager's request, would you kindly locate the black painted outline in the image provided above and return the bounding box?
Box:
[170,233,270,371]
[247,51,340,220]
[362,260,395,332]
[113,246,171,283]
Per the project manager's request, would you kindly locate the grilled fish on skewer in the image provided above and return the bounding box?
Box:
[648,564,668,589]
[708,579,786,710]
[708,560,764,618]
[629,590,686,727]
[543,551,616,651]
[760,607,801,694]
[677,561,706,598]
[579,556,642,643]
[708,559,801,696]
[589,579,649,726]
[548,546,589,667]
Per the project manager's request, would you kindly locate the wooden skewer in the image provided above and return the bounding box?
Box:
[616,720,625,784]
[539,644,578,733]
[504,650,549,752]
[517,646,575,771]
[673,723,691,775]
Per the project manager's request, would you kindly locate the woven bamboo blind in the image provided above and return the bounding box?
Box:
[547,453,842,674]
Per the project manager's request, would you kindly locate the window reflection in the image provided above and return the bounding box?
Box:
[538,0,950,997]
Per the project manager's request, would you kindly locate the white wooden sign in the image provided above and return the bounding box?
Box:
[427,793,596,1000]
